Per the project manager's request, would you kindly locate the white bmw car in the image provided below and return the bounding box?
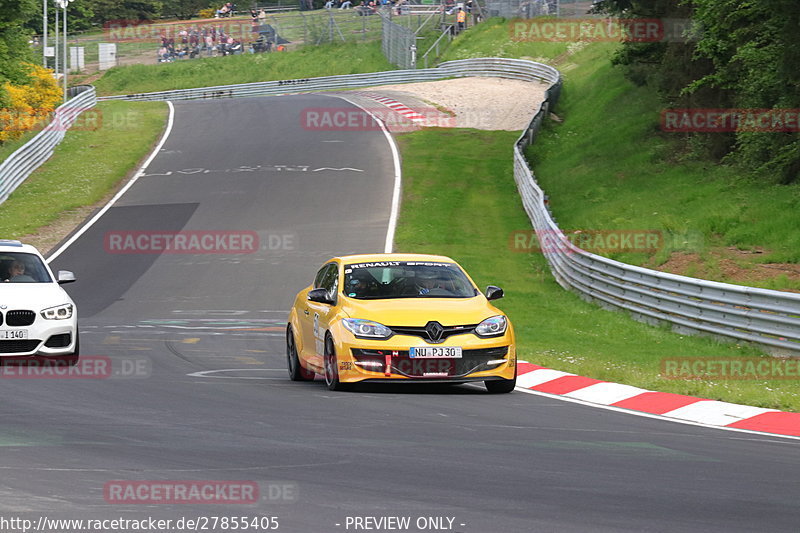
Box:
[0,240,78,360]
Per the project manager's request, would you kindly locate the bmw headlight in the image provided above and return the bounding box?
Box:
[41,303,74,320]
[475,315,507,337]
[342,318,393,339]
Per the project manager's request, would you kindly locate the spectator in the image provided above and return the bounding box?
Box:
[340,0,352,8]
[205,34,214,55]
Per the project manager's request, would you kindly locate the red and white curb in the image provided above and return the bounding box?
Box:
[354,92,427,124]
[516,362,800,439]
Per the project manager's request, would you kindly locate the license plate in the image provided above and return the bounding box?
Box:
[0,330,27,340]
[410,346,462,358]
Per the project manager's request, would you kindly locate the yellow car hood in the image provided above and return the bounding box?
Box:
[341,296,501,326]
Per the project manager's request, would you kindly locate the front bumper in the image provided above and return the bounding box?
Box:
[333,329,516,383]
[0,317,78,357]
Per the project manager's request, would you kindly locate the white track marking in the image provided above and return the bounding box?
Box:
[661,401,778,426]
[47,101,176,263]
[329,94,402,253]
[514,387,800,442]
[565,382,649,405]
[516,368,574,388]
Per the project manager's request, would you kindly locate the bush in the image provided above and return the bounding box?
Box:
[0,63,62,144]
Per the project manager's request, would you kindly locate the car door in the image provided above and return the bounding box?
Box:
[300,262,339,368]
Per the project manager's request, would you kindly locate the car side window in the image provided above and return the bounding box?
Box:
[313,265,329,289]
[319,264,338,293]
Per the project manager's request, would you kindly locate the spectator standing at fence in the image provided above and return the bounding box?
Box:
[205,33,214,55]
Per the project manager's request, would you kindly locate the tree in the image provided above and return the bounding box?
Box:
[690,0,800,183]
[594,0,800,181]
[0,0,37,84]
[161,0,216,19]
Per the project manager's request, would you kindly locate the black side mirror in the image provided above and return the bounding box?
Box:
[308,288,334,305]
[485,285,504,301]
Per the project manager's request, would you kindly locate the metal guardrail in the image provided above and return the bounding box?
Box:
[98,57,559,102]
[0,87,97,206]
[98,58,800,354]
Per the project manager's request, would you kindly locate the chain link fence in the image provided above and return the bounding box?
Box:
[484,0,598,19]
[382,14,417,69]
[37,10,385,78]
[381,5,466,69]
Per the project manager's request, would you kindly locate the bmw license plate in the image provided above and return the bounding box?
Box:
[410,346,462,358]
[0,330,27,340]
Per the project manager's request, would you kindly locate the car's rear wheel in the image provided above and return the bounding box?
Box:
[324,335,349,391]
[485,377,516,394]
[287,326,314,381]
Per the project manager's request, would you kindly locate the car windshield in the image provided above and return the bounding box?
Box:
[0,252,52,283]
[343,261,477,299]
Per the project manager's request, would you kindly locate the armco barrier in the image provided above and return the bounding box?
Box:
[97,58,560,102]
[93,58,800,355]
[0,87,97,205]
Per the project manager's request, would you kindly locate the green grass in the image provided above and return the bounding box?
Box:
[0,101,167,238]
[394,127,800,412]
[0,124,49,162]
[93,40,394,95]
[441,20,800,290]
[441,17,571,62]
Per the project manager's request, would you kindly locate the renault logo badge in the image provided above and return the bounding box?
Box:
[425,321,444,343]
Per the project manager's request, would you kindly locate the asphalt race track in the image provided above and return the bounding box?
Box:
[1,94,798,532]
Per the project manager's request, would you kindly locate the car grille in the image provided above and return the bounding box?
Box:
[352,346,508,378]
[5,310,36,327]
[388,322,477,344]
[0,340,41,354]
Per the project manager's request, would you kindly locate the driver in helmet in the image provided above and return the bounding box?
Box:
[414,268,445,295]
[347,271,376,298]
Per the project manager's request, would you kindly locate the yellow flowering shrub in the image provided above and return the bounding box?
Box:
[0,63,62,144]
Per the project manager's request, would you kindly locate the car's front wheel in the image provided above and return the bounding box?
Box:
[287,326,314,381]
[324,335,349,391]
[485,377,516,393]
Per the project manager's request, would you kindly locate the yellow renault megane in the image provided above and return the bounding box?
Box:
[286,254,516,392]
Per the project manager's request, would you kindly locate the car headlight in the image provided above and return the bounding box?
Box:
[342,318,393,339]
[41,304,74,320]
[475,315,507,337]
